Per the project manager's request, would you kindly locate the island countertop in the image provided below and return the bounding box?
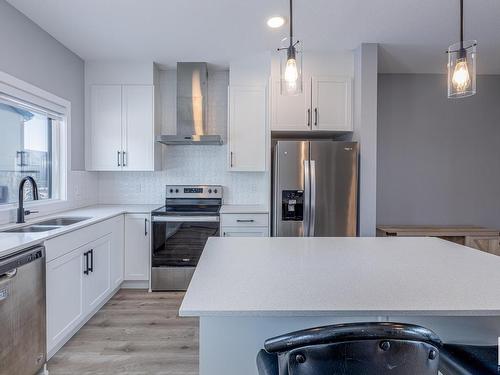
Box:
[179,237,500,317]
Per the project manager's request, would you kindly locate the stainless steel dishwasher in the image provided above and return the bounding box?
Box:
[0,245,46,375]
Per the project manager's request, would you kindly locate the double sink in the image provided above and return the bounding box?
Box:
[3,217,92,233]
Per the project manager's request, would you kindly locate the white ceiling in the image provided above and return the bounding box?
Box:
[7,0,500,74]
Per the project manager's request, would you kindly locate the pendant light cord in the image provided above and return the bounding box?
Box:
[289,0,293,47]
[460,0,464,48]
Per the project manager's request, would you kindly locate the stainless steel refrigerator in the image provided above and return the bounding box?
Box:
[272,140,359,237]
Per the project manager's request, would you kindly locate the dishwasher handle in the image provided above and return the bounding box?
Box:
[0,269,17,283]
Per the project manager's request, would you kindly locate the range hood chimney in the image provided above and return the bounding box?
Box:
[156,62,223,146]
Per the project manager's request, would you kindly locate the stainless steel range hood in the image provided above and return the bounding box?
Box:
[156,62,223,146]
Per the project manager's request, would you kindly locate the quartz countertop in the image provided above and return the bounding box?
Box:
[0,204,160,258]
[180,236,500,317]
[220,204,269,214]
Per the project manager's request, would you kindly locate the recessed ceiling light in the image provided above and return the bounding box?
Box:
[267,16,285,29]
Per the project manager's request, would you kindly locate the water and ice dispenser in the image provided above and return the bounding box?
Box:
[281,190,304,221]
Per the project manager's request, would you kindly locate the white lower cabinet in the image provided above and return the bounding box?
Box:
[46,246,85,353]
[45,217,124,357]
[220,213,269,237]
[110,215,124,288]
[124,214,150,281]
[83,235,112,313]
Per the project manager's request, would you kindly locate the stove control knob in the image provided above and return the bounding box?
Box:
[175,189,179,193]
[169,189,174,193]
[208,189,212,193]
[214,188,218,194]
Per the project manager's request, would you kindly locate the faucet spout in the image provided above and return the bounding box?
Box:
[17,176,39,224]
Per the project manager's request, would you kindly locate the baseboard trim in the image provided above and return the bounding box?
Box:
[121,280,149,289]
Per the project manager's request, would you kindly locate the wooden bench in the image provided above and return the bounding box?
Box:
[376,225,500,256]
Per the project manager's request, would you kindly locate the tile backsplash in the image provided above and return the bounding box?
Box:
[98,145,268,205]
[97,69,269,206]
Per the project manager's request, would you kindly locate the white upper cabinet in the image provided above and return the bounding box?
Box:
[87,84,157,171]
[271,78,311,131]
[271,75,353,132]
[122,85,155,171]
[89,85,123,171]
[228,85,267,172]
[311,76,352,131]
[85,62,160,171]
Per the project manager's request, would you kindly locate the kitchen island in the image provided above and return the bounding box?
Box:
[180,237,500,374]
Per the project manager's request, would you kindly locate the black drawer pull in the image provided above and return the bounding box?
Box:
[83,251,90,275]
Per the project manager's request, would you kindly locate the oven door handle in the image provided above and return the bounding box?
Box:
[152,216,220,223]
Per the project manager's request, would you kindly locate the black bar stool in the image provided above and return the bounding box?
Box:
[439,343,499,374]
[256,322,442,375]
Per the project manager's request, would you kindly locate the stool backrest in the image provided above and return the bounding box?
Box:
[264,322,441,375]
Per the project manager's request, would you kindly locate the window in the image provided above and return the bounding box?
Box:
[0,99,61,205]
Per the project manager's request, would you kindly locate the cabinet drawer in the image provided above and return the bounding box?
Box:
[221,226,269,237]
[44,217,118,262]
[221,213,268,227]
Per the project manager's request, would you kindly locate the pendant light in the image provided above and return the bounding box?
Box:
[447,0,477,98]
[277,0,303,96]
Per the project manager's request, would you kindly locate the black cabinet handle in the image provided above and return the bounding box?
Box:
[89,249,94,273]
[83,251,89,275]
[117,151,121,167]
[236,219,255,223]
[314,108,318,126]
[144,218,148,236]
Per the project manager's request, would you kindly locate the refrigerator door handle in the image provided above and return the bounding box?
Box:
[303,159,310,237]
[310,160,316,236]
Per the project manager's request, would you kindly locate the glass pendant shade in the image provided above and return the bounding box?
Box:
[280,38,303,96]
[447,40,477,98]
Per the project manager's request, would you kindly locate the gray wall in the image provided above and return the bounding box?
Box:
[377,74,500,228]
[0,0,85,170]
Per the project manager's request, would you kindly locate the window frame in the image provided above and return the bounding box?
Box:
[0,71,69,214]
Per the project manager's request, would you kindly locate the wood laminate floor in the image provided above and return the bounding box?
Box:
[47,290,198,375]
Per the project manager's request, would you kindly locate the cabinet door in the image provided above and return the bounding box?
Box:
[221,227,269,237]
[271,78,311,131]
[311,76,353,131]
[124,214,150,281]
[46,247,85,353]
[122,85,155,171]
[110,216,125,288]
[89,85,123,171]
[84,235,111,314]
[228,85,267,171]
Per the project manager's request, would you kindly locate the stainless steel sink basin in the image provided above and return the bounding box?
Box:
[35,217,91,226]
[3,225,63,233]
[2,216,92,233]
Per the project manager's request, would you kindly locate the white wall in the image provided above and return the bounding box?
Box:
[271,50,354,79]
[97,69,269,205]
[0,0,85,171]
[0,0,98,224]
[354,44,378,236]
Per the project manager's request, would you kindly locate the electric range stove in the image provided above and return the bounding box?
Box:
[151,185,222,291]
